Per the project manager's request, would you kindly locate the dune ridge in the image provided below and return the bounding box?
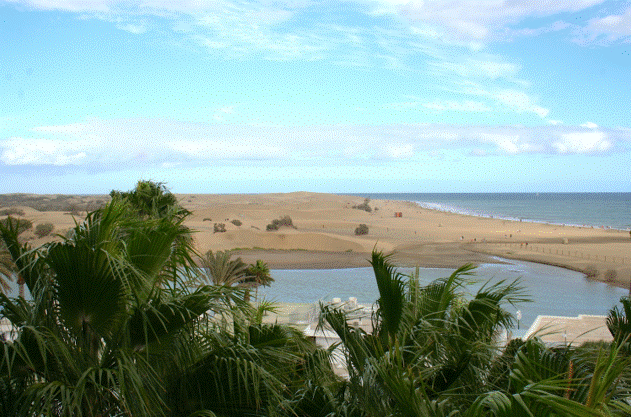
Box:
[2,191,630,289]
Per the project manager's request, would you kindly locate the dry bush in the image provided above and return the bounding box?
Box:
[604,269,618,283]
[0,207,25,216]
[35,222,54,238]
[355,224,369,236]
[584,265,599,279]
[266,216,296,231]
[231,219,242,227]
[352,198,372,213]
[213,223,226,233]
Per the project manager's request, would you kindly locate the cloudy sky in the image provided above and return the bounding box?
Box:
[1,0,629,194]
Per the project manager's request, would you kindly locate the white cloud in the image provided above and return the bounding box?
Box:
[1,118,627,170]
[584,7,631,43]
[116,22,148,34]
[1,137,91,165]
[4,0,114,12]
[493,89,549,118]
[553,131,611,153]
[508,20,572,39]
[393,0,606,42]
[580,121,598,129]
[384,144,414,158]
[421,100,491,112]
[446,81,549,118]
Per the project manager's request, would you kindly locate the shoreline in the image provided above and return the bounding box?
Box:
[2,191,630,290]
[353,192,630,232]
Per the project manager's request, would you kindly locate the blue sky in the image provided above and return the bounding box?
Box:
[0,0,629,194]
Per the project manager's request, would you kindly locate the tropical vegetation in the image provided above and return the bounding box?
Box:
[0,181,630,416]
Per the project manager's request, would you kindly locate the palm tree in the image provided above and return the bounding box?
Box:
[1,185,334,417]
[200,250,249,287]
[245,260,274,301]
[607,296,631,348]
[0,201,215,416]
[318,251,631,416]
[0,246,13,294]
[110,179,190,220]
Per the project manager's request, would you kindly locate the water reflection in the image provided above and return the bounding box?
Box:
[259,259,629,335]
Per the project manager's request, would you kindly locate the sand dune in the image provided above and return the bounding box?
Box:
[2,192,630,289]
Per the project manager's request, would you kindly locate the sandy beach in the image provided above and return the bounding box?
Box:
[2,192,630,289]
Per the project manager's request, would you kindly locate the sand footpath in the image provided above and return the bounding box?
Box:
[3,192,630,289]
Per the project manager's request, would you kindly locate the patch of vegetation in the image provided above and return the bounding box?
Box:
[203,218,212,222]
[354,223,369,235]
[65,204,81,216]
[0,216,32,235]
[213,223,226,233]
[35,222,54,238]
[231,219,242,227]
[266,215,296,231]
[0,194,110,212]
[352,197,372,213]
[0,207,25,216]
[584,264,598,279]
[605,269,618,283]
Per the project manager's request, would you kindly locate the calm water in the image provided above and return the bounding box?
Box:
[351,193,631,230]
[259,259,629,336]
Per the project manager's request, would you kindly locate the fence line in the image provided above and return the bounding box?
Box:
[489,242,630,265]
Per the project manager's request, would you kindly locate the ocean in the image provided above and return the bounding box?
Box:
[350,193,631,230]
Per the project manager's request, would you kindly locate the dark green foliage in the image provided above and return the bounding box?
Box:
[34,222,54,238]
[354,224,368,235]
[607,297,631,348]
[352,198,372,213]
[318,251,631,416]
[0,216,32,235]
[110,180,190,219]
[200,250,248,286]
[0,190,331,417]
[266,215,296,231]
[231,219,243,227]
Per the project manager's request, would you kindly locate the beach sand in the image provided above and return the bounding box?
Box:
[3,192,630,289]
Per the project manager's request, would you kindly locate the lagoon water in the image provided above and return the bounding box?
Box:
[260,259,629,336]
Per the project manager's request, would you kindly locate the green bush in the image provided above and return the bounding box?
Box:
[231,219,242,227]
[266,215,295,231]
[35,222,54,238]
[352,198,372,213]
[0,216,33,235]
[213,223,226,233]
[355,224,369,235]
